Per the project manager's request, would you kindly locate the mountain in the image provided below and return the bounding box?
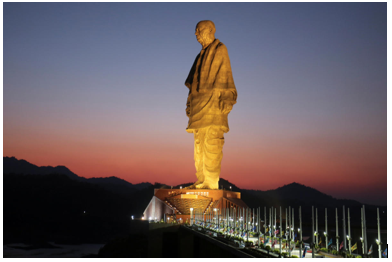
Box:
[3,156,386,246]
[3,156,82,181]
[3,156,152,196]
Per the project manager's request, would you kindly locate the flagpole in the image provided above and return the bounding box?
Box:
[274,207,277,238]
[247,208,249,242]
[257,207,260,247]
[253,208,255,233]
[348,208,351,255]
[312,206,315,258]
[299,206,302,258]
[280,206,282,256]
[361,207,364,255]
[363,205,368,257]
[292,207,295,247]
[343,205,347,256]
[316,207,318,248]
[264,206,267,240]
[289,206,291,257]
[335,208,339,252]
[325,208,328,250]
[269,207,272,240]
[286,207,288,252]
[377,208,381,258]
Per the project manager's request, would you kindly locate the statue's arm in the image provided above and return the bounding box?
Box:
[186,91,191,117]
[214,44,237,114]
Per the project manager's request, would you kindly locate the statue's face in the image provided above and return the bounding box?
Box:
[195,23,212,46]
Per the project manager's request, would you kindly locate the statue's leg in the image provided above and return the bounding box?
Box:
[196,126,224,189]
[192,129,206,187]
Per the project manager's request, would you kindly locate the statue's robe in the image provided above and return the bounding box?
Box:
[185,39,237,133]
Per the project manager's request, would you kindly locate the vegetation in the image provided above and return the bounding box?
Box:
[320,248,328,252]
[291,255,299,258]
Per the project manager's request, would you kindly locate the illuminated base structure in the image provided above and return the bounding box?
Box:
[143,189,248,223]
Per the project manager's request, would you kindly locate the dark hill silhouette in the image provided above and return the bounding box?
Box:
[4,156,82,180]
[3,156,386,246]
[3,156,152,196]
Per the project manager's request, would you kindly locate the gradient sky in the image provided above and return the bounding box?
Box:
[3,3,387,205]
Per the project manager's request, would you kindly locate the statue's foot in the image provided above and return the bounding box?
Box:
[184,180,203,189]
[195,183,211,189]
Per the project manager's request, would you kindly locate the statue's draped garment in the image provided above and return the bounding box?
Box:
[185,39,237,189]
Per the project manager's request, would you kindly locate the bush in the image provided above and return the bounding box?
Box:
[356,255,362,258]
[320,248,328,252]
[273,249,280,254]
[265,246,271,251]
[291,255,299,258]
[331,250,338,255]
[281,252,289,257]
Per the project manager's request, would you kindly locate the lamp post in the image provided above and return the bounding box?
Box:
[214,208,217,228]
[315,208,318,247]
[299,206,303,258]
[324,232,327,249]
[348,208,351,255]
[190,208,193,226]
[298,228,302,258]
[325,207,328,250]
[376,239,381,258]
[347,235,351,255]
[377,208,381,258]
[312,206,315,258]
[336,208,339,252]
[343,206,347,254]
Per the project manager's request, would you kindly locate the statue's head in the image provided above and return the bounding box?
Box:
[195,20,216,48]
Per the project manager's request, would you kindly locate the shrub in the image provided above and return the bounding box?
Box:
[356,255,362,258]
[291,255,299,258]
[331,250,338,255]
[273,249,280,254]
[320,248,328,252]
[281,252,289,257]
[265,246,271,251]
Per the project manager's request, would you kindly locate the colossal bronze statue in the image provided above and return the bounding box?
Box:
[185,20,237,189]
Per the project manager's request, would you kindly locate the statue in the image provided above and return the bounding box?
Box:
[185,20,237,189]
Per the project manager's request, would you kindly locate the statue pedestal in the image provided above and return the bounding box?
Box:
[143,188,248,223]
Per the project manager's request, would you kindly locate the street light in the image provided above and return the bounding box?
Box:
[131,216,134,220]
[190,208,194,226]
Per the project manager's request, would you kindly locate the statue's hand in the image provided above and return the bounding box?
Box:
[220,101,233,114]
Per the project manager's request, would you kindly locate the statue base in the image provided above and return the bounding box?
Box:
[143,188,248,224]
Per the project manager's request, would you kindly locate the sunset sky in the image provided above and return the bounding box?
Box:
[3,3,387,205]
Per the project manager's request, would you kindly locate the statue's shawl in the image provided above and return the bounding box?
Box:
[185,39,237,132]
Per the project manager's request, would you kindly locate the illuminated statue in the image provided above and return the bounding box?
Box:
[185,20,237,189]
